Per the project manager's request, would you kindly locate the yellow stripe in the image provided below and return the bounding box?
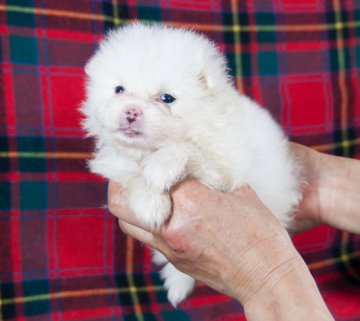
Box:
[333,0,350,157]
[1,5,360,33]
[112,0,121,26]
[0,286,3,321]
[0,5,113,22]
[311,137,360,153]
[126,236,145,321]
[167,20,360,33]
[308,249,360,270]
[230,0,243,92]
[0,284,163,306]
[0,151,92,159]
[340,231,360,281]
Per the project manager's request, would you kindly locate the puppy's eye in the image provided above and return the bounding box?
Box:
[160,93,176,104]
[115,86,125,94]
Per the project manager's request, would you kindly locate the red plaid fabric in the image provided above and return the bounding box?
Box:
[1,0,360,320]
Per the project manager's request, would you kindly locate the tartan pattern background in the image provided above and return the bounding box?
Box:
[1,0,360,320]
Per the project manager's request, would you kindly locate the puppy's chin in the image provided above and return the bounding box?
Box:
[120,129,141,137]
[111,130,149,149]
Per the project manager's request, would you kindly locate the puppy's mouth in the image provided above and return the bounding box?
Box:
[119,127,142,138]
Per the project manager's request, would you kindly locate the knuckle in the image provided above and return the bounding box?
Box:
[108,199,118,214]
[107,183,125,214]
[171,180,214,222]
[161,223,186,241]
[160,225,193,258]
[175,188,201,215]
[161,225,184,245]
[108,194,124,215]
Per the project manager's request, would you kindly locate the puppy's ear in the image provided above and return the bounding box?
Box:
[84,58,95,77]
[199,59,226,89]
[84,62,91,76]
[199,71,213,89]
[198,48,231,91]
[84,55,100,77]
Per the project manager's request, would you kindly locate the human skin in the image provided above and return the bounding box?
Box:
[108,143,360,320]
[289,143,360,234]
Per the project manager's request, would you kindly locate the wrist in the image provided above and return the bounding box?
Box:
[306,150,360,232]
[243,252,333,321]
[291,142,360,232]
[289,143,330,230]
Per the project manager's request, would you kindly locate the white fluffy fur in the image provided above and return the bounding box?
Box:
[81,23,301,307]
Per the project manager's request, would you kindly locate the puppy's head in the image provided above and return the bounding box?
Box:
[81,23,232,149]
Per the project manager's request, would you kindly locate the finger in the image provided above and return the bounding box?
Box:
[118,220,170,253]
[108,181,128,219]
[108,181,150,231]
[118,219,154,244]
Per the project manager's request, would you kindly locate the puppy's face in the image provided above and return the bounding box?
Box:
[81,24,230,149]
[84,74,187,149]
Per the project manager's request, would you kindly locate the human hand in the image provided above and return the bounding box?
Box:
[108,180,333,320]
[109,181,295,302]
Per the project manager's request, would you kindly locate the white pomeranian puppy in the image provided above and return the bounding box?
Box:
[81,23,301,307]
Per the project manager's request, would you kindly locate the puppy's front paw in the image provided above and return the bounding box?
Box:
[143,162,174,192]
[128,186,171,228]
[143,145,188,192]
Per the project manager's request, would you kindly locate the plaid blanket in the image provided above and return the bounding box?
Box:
[1,0,360,320]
